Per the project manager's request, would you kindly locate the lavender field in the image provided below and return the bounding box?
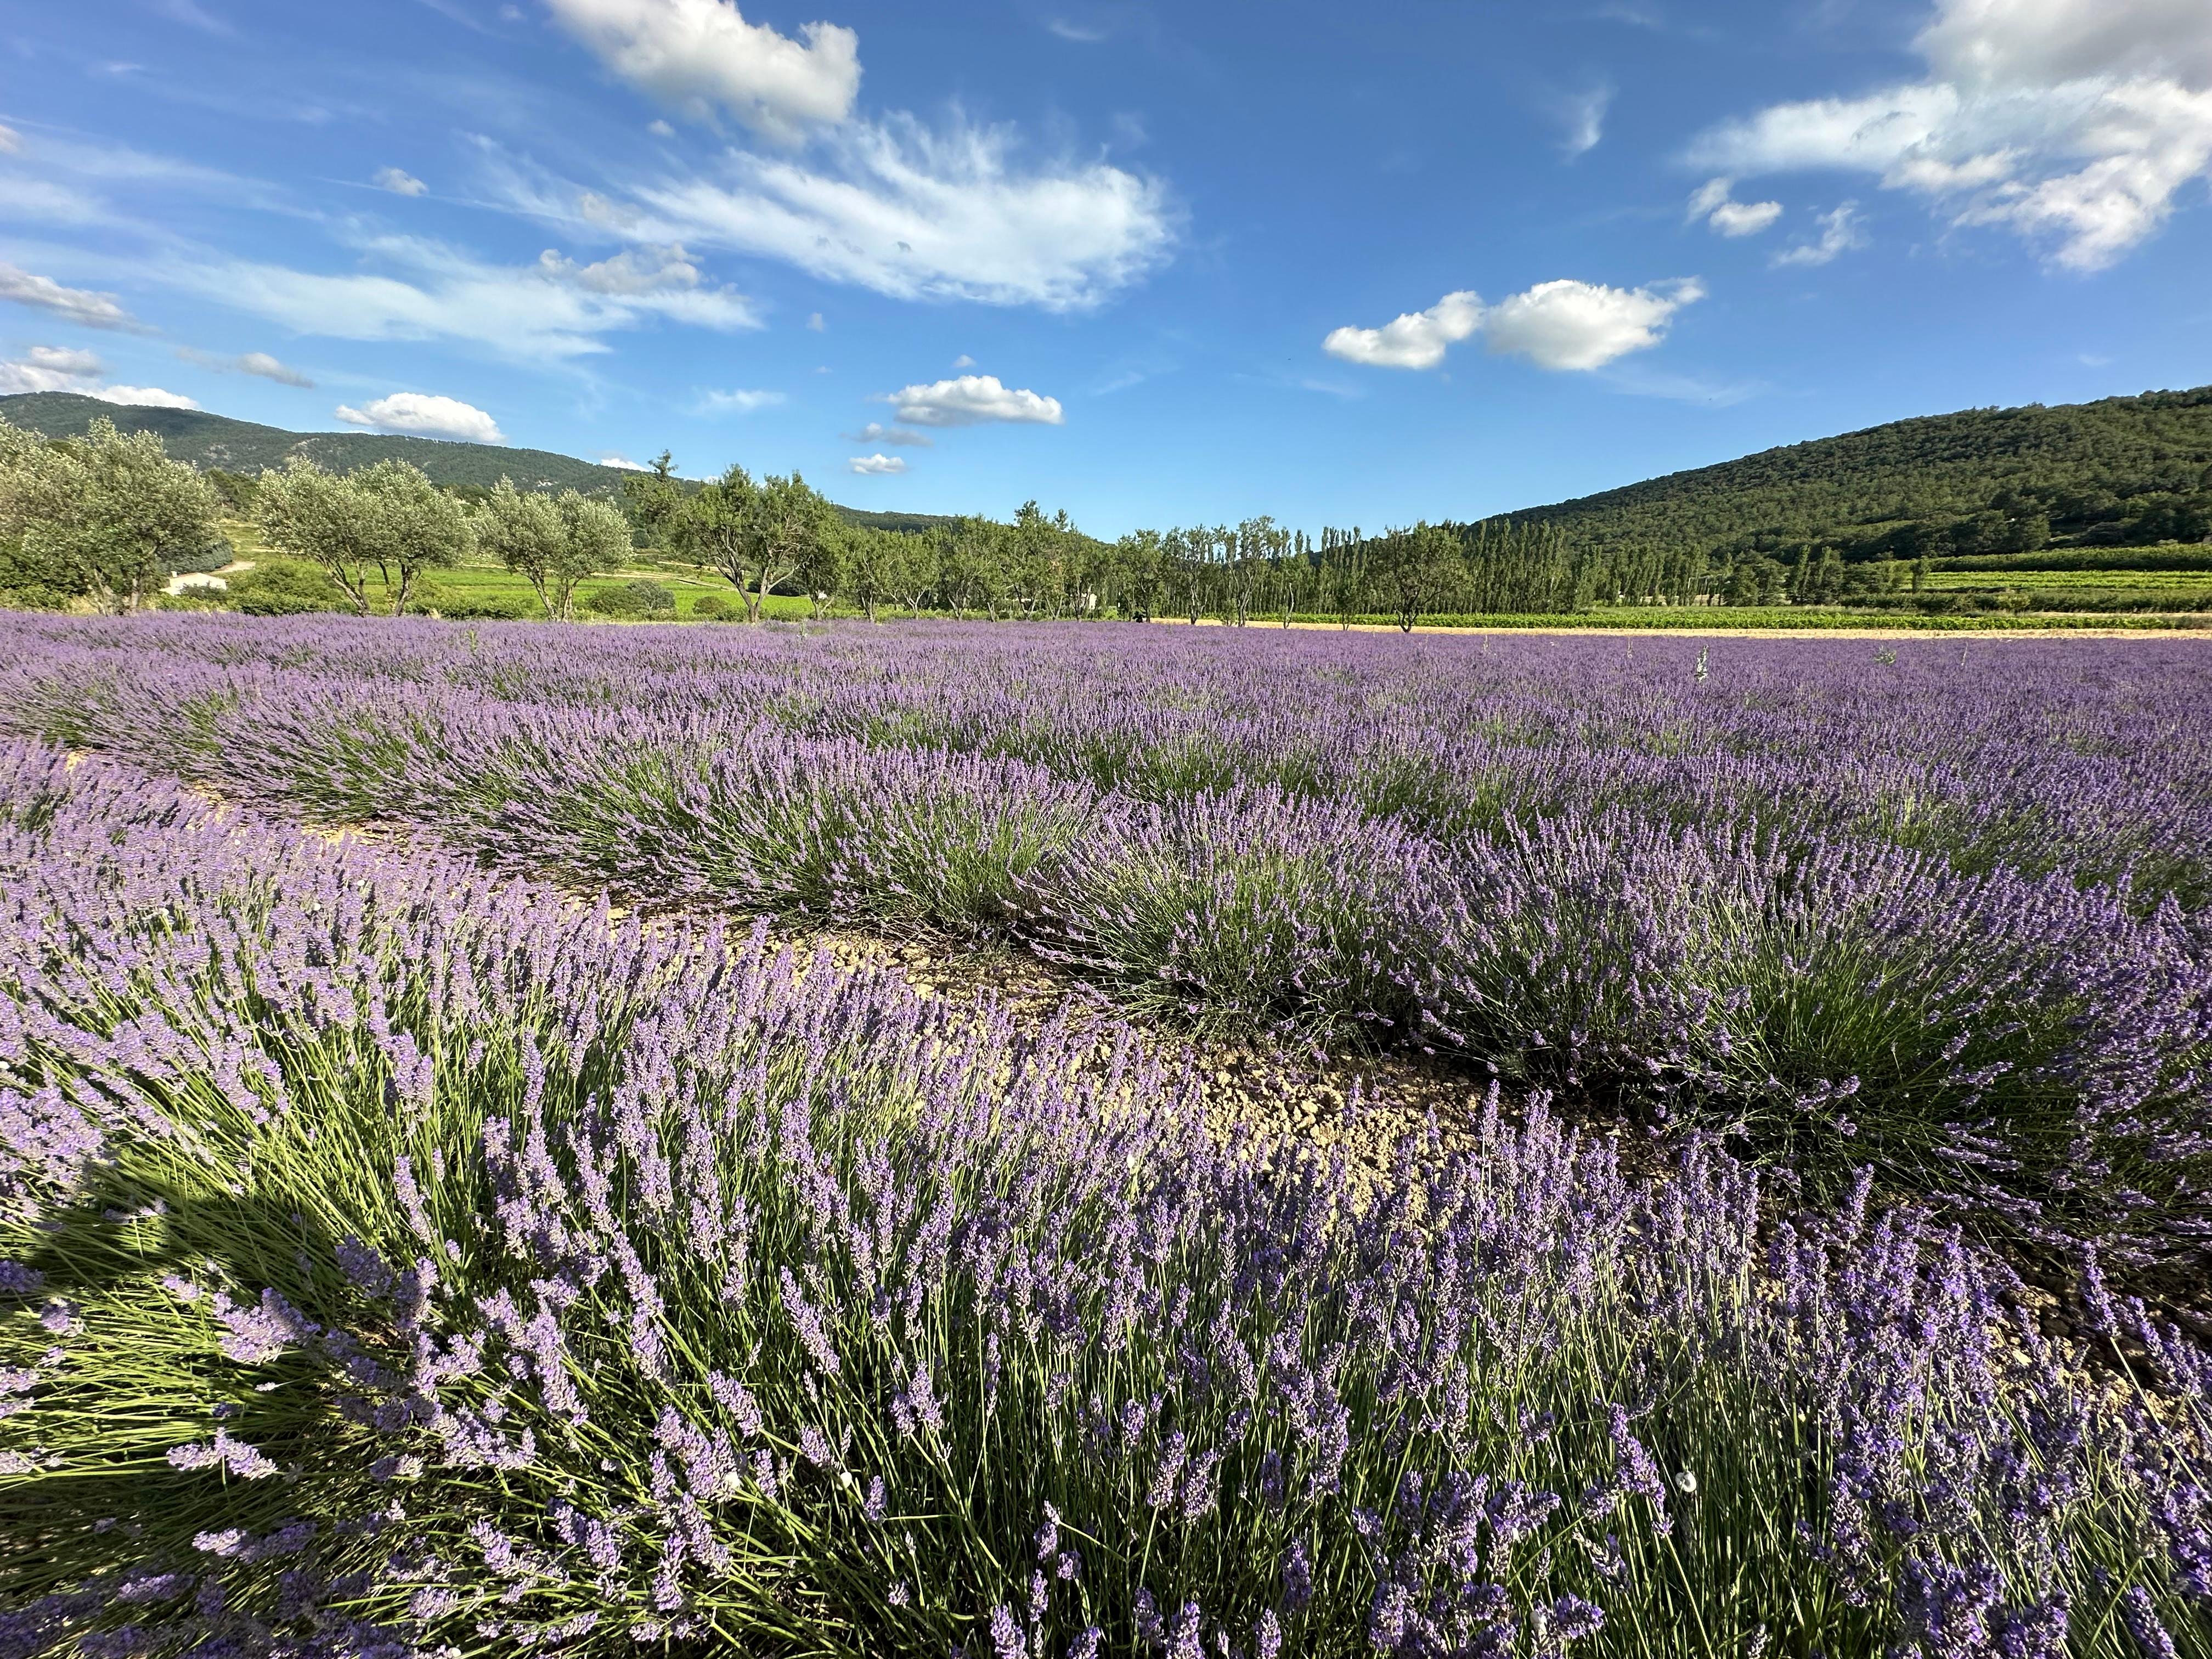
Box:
[1,612,2209,1657]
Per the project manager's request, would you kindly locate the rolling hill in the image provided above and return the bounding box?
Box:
[0,392,961,533]
[1505,385,2212,561]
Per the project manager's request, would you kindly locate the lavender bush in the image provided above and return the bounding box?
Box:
[1,741,2207,1657]
[3,614,2208,1272]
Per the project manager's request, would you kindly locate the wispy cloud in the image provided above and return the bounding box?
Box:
[175,346,315,386]
[0,262,145,331]
[1685,0,2212,270]
[1773,202,1867,267]
[843,420,932,447]
[1549,83,1615,160]
[695,387,786,414]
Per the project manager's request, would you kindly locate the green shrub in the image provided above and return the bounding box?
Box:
[227,558,352,616]
[584,580,676,618]
[0,534,86,610]
[410,583,532,620]
[690,591,735,620]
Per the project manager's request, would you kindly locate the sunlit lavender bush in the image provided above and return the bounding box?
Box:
[2,741,2208,1658]
[3,613,2208,1271]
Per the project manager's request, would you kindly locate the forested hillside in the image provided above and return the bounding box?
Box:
[0,393,961,532]
[1509,386,2212,564]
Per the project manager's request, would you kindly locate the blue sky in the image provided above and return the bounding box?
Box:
[3,0,2210,534]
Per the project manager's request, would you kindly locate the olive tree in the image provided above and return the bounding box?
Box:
[256,458,472,615]
[672,464,840,624]
[475,478,630,619]
[253,459,382,614]
[0,417,223,613]
[354,459,472,616]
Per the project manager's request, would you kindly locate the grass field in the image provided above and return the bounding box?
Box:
[1921,569,2212,591]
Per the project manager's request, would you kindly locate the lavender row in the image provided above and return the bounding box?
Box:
[5,612,2208,906]
[2,615,2208,1269]
[1,740,2206,1658]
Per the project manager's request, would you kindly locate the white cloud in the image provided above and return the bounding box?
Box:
[335,392,504,443]
[0,357,89,395]
[0,343,200,407]
[598,451,650,469]
[884,373,1063,426]
[0,124,19,154]
[97,385,199,409]
[1552,84,1615,159]
[0,177,106,225]
[176,346,316,386]
[1484,278,1705,370]
[806,310,826,330]
[148,0,233,32]
[1685,0,2212,269]
[535,242,699,294]
[623,112,1175,309]
[26,345,104,376]
[648,119,676,137]
[542,0,860,144]
[845,420,931,447]
[695,387,786,414]
[374,166,429,196]
[1774,201,1869,266]
[1687,177,1783,235]
[168,233,759,360]
[1322,291,1483,370]
[848,453,907,474]
[236,350,313,386]
[951,352,975,367]
[1325,280,1704,373]
[0,262,142,330]
[1709,198,1785,235]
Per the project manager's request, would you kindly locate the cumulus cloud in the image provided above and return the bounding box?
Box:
[695,387,785,413]
[0,355,92,395]
[0,345,196,405]
[97,385,199,409]
[541,0,860,144]
[848,453,907,474]
[0,261,142,330]
[844,420,931,447]
[26,345,104,376]
[598,452,650,469]
[1687,177,1784,236]
[374,166,428,196]
[1685,0,2212,269]
[806,310,825,330]
[535,242,699,294]
[1322,291,1483,370]
[1773,202,1869,266]
[1323,280,1704,373]
[951,352,975,367]
[335,392,504,443]
[1485,278,1705,369]
[883,373,1063,426]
